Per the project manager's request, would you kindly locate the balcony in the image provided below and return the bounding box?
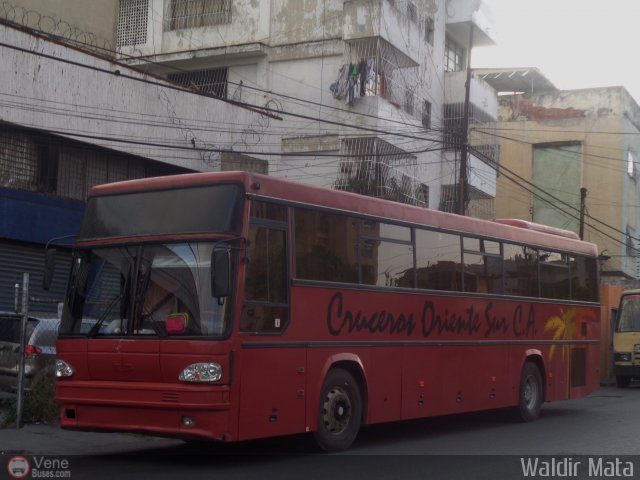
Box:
[445,69,498,111]
[343,0,425,66]
[445,0,496,49]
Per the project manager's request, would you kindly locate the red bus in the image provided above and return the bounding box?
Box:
[54,171,600,452]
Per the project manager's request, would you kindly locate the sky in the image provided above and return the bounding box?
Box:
[472,0,640,104]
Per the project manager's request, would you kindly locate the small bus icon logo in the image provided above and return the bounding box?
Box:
[7,456,30,479]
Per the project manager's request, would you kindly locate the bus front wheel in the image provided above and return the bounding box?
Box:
[515,362,543,422]
[313,368,362,453]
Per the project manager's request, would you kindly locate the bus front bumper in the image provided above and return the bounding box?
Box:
[57,381,232,441]
[613,364,640,378]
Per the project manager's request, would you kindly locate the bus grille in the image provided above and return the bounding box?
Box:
[161,392,180,403]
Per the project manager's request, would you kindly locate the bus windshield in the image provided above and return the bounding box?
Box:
[60,242,230,337]
[617,294,640,332]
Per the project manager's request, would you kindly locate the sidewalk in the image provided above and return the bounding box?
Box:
[0,423,182,456]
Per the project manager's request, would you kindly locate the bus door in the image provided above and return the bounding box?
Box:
[237,202,306,440]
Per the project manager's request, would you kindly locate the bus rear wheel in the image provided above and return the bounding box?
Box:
[313,368,362,453]
[515,362,543,422]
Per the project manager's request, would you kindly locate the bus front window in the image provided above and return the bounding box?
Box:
[617,295,640,332]
[60,242,231,338]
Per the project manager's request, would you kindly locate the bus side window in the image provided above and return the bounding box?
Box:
[503,244,538,297]
[415,229,461,292]
[242,224,288,333]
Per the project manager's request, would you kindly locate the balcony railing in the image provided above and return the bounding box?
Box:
[164,0,232,31]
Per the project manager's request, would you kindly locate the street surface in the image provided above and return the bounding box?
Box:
[1,385,640,479]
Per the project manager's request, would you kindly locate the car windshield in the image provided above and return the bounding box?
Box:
[60,242,231,338]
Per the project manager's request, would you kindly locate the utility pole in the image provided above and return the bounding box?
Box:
[16,273,29,429]
[579,187,587,240]
[457,24,474,216]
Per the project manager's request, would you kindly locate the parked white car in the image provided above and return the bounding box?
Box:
[0,312,60,393]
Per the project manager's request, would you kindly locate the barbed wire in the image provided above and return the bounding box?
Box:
[0,1,114,54]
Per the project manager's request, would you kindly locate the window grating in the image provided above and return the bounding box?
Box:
[422,100,431,129]
[117,0,149,47]
[404,88,414,116]
[165,0,232,31]
[334,137,425,207]
[0,132,39,191]
[168,68,228,98]
[57,147,86,200]
[86,151,109,199]
[344,38,420,118]
[1,128,193,201]
[108,157,129,183]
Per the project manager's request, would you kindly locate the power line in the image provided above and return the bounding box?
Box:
[474,127,636,169]
[471,128,640,239]
[468,145,640,255]
[4,123,447,159]
[5,15,453,138]
[0,37,455,149]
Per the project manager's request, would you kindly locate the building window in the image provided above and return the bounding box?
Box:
[166,0,232,31]
[422,100,431,129]
[406,1,417,20]
[404,88,414,116]
[417,183,429,208]
[424,16,434,45]
[168,67,228,98]
[117,0,149,47]
[445,36,465,72]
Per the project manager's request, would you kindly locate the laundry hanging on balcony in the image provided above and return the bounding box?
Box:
[329,63,351,101]
[330,59,376,105]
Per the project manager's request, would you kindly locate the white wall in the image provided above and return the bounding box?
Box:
[1,23,281,171]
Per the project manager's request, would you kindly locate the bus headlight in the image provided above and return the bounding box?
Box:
[634,345,640,354]
[179,362,222,383]
[55,359,74,378]
[615,353,632,362]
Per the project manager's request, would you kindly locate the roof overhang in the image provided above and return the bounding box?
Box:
[474,68,558,94]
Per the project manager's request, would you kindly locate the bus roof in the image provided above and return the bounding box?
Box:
[89,171,599,257]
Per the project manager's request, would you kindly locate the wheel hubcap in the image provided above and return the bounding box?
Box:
[524,375,538,409]
[322,386,352,434]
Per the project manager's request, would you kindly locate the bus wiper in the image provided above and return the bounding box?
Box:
[86,292,124,338]
[87,266,132,338]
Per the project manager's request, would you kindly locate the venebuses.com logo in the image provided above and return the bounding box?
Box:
[6,455,71,478]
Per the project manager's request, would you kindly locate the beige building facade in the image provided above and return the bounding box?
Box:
[480,73,640,287]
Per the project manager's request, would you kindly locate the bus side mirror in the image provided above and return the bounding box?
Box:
[43,248,57,291]
[212,249,230,298]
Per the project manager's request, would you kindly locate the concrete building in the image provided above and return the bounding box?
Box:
[479,68,640,289]
[478,69,640,379]
[0,7,280,311]
[0,0,502,311]
[116,0,500,215]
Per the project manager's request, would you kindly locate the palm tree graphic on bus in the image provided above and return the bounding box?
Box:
[544,308,577,362]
